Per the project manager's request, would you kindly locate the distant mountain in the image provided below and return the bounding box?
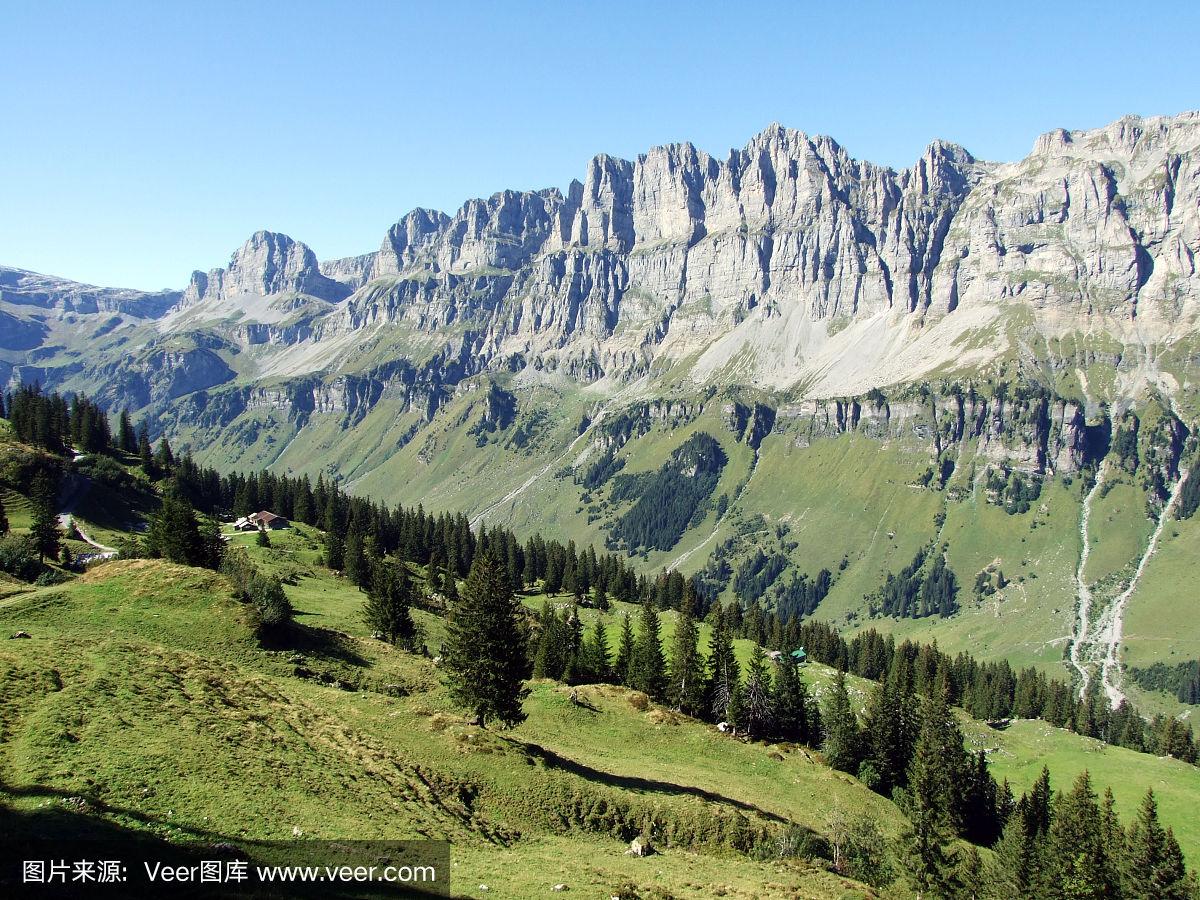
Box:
[5,112,1200,712]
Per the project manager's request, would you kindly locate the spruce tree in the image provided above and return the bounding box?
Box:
[561,605,585,684]
[323,503,344,572]
[614,612,635,686]
[737,643,774,739]
[822,671,861,774]
[29,472,62,564]
[154,437,174,472]
[1124,789,1190,900]
[343,527,367,586]
[630,600,666,701]
[137,423,155,476]
[442,551,531,727]
[583,616,612,683]
[1045,770,1116,900]
[532,602,566,680]
[706,604,740,723]
[0,493,8,536]
[898,691,960,900]
[861,678,917,796]
[666,589,705,716]
[118,410,136,454]
[772,653,810,743]
[362,558,418,648]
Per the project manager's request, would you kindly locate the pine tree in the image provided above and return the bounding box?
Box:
[860,678,917,796]
[1124,789,1190,900]
[630,600,666,701]
[706,604,740,723]
[822,671,861,774]
[29,472,62,564]
[737,643,774,739]
[442,552,531,727]
[344,527,368,586]
[0,493,8,536]
[154,437,174,472]
[362,558,418,648]
[137,423,155,476]
[255,527,271,548]
[561,605,585,684]
[323,503,344,572]
[118,410,137,454]
[614,612,635,686]
[666,589,705,716]
[582,616,612,683]
[899,691,960,900]
[1046,770,1116,900]
[532,602,567,680]
[771,653,810,743]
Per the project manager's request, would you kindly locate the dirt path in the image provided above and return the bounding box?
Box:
[1068,465,1105,695]
[59,514,118,555]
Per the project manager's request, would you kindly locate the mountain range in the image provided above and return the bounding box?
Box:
[4,113,1200,712]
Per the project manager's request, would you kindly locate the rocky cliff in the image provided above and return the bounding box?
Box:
[3,112,1199,447]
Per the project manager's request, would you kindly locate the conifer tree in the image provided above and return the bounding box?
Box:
[582,616,612,683]
[154,436,174,472]
[737,643,774,739]
[666,588,705,716]
[137,423,155,476]
[706,604,740,722]
[1045,770,1116,900]
[1124,789,1190,900]
[362,557,418,648]
[29,471,62,563]
[822,671,861,774]
[0,492,8,536]
[630,600,666,700]
[614,612,635,686]
[442,551,530,727]
[771,653,810,743]
[561,605,585,684]
[118,410,137,454]
[898,690,960,900]
[323,502,344,572]
[860,678,917,796]
[344,527,367,586]
[532,602,566,680]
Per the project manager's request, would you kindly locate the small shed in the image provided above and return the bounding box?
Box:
[233,517,257,532]
[790,647,808,665]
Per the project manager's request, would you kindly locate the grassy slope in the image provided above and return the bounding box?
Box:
[0,547,888,899]
[966,717,1200,863]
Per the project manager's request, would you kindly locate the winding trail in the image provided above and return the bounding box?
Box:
[1095,467,1189,708]
[1068,465,1106,695]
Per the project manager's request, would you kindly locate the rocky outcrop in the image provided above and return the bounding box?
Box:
[778,389,1088,475]
[5,112,1199,461]
[181,231,351,307]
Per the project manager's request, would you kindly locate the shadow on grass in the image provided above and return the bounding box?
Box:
[511,740,791,825]
[260,622,370,668]
[1,784,446,897]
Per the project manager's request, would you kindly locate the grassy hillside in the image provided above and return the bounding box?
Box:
[0,553,894,898]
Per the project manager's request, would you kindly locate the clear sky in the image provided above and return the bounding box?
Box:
[2,0,1196,290]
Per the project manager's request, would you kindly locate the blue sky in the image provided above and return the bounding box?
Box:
[2,0,1196,290]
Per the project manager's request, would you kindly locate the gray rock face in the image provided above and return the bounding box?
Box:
[181,231,351,306]
[5,112,1200,433]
